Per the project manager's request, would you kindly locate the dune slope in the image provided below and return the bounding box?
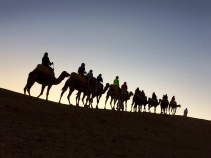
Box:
[0,88,210,158]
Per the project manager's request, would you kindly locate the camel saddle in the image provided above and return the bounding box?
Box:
[71,72,87,83]
[110,84,120,91]
[121,89,127,96]
[36,64,55,76]
[162,99,169,103]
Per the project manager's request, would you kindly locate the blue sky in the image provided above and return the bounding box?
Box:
[0,0,210,120]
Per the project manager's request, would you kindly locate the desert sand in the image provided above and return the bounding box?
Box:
[0,88,210,158]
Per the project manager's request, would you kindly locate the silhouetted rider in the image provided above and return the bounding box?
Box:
[42,52,53,71]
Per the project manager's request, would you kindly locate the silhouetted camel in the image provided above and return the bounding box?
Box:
[24,68,70,100]
[117,91,133,111]
[159,99,169,114]
[59,72,88,106]
[88,83,110,109]
[169,101,181,115]
[148,98,159,113]
[105,85,120,110]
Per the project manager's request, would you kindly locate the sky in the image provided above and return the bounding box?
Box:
[0,0,210,120]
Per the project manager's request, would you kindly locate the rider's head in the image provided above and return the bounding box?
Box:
[116,76,119,79]
[44,52,48,56]
[99,74,102,76]
[81,63,85,67]
[124,82,126,84]
[90,70,93,72]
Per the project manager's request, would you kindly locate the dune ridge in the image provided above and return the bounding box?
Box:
[0,88,210,158]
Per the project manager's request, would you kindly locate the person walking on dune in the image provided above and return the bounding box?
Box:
[184,108,188,117]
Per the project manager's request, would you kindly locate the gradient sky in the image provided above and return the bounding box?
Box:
[0,0,210,120]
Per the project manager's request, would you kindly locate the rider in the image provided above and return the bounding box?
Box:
[152,92,157,101]
[170,95,177,106]
[78,63,86,77]
[86,70,93,87]
[163,94,168,103]
[97,74,103,83]
[97,74,103,91]
[121,82,127,91]
[121,82,128,97]
[171,96,175,102]
[132,87,141,105]
[141,90,145,96]
[113,76,121,92]
[42,52,53,71]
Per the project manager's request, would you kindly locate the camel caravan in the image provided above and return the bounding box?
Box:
[24,52,181,115]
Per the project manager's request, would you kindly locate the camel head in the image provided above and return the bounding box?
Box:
[129,91,133,97]
[54,71,70,85]
[177,104,181,108]
[61,71,71,77]
[104,83,110,89]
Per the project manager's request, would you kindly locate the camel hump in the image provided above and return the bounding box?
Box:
[36,64,54,76]
[71,72,87,82]
[110,84,119,91]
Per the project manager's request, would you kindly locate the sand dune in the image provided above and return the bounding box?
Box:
[0,88,210,158]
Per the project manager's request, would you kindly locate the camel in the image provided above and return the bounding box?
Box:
[131,95,148,112]
[117,91,133,111]
[131,95,142,112]
[138,96,148,112]
[58,72,88,106]
[24,67,70,100]
[169,101,181,115]
[88,83,110,109]
[159,99,169,114]
[148,98,159,113]
[80,77,100,107]
[105,85,121,110]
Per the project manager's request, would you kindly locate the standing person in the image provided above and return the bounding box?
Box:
[42,52,53,71]
[184,108,188,117]
[78,63,86,76]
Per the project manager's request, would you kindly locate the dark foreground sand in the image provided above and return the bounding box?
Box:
[0,88,210,158]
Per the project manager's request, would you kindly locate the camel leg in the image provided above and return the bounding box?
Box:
[24,80,35,97]
[37,85,46,99]
[131,103,133,112]
[110,98,115,110]
[95,96,99,109]
[76,92,81,106]
[125,102,127,112]
[81,93,86,106]
[113,98,118,110]
[85,94,90,108]
[46,85,52,101]
[59,87,68,103]
[105,95,109,109]
[67,89,74,105]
